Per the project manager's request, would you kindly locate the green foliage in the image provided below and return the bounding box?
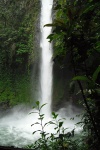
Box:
[0,0,40,106]
[92,65,100,82]
[0,72,31,107]
[0,0,40,72]
[72,65,100,90]
[46,0,100,149]
[47,0,100,68]
[27,102,89,150]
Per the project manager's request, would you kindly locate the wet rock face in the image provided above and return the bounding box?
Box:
[0,101,11,118]
[0,101,10,110]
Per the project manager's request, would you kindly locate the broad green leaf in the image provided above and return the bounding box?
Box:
[72,76,90,83]
[36,101,40,106]
[47,34,54,42]
[59,122,63,128]
[44,24,55,27]
[92,65,100,82]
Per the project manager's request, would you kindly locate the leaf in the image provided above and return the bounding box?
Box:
[45,19,67,33]
[29,111,38,115]
[59,122,63,128]
[48,121,56,125]
[32,131,37,135]
[57,129,59,133]
[38,117,44,120]
[32,106,35,109]
[40,103,47,110]
[32,130,41,134]
[44,23,55,27]
[47,34,54,42]
[44,122,49,127]
[72,76,90,83]
[92,65,100,82]
[54,127,58,130]
[75,122,83,125]
[36,101,40,106]
[52,112,58,119]
[40,114,44,117]
[31,122,40,126]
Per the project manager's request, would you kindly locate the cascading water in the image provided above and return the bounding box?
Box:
[0,1,54,147]
[0,0,81,148]
[39,0,53,116]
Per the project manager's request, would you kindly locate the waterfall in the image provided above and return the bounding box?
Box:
[0,1,82,148]
[39,0,53,116]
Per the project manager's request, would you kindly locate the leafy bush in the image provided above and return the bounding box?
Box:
[27,101,89,150]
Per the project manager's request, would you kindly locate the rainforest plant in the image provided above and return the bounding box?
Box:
[45,0,100,149]
[27,101,89,150]
[28,101,68,150]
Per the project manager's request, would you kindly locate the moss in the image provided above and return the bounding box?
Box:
[0,0,40,106]
[0,72,32,107]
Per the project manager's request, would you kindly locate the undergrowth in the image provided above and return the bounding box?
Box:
[26,101,89,150]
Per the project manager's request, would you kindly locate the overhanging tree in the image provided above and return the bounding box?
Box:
[46,0,100,149]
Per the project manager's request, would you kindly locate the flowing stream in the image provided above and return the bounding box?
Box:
[0,0,81,148]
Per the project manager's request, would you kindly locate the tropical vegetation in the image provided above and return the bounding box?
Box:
[0,0,100,149]
[45,0,100,149]
[0,0,40,107]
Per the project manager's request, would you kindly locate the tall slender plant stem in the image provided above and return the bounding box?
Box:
[70,43,100,144]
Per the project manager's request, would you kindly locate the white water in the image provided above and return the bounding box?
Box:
[0,0,82,148]
[0,104,81,147]
[39,0,53,116]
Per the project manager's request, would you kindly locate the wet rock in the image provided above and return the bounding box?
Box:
[0,101,10,110]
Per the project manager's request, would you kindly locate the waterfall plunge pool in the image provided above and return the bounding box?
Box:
[0,104,82,148]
